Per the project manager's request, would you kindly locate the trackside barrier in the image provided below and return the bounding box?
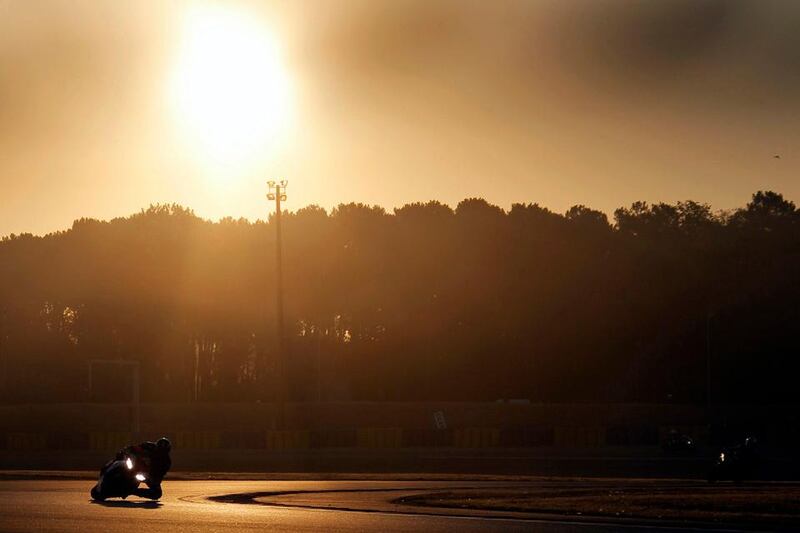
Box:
[46,432,90,450]
[607,426,658,446]
[89,432,132,451]
[554,427,606,447]
[403,428,452,447]
[0,426,717,451]
[221,431,265,449]
[658,425,709,445]
[310,429,356,448]
[265,430,310,450]
[175,431,221,450]
[7,432,47,451]
[454,428,500,448]
[356,428,402,448]
[499,427,554,447]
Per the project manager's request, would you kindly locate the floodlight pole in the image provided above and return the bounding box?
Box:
[268,180,288,428]
[706,311,713,408]
[0,307,6,397]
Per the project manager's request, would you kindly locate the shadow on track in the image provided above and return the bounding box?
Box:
[89,499,162,509]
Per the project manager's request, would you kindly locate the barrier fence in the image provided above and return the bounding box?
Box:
[0,425,712,451]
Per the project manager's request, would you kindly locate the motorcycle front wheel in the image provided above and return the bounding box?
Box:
[90,484,105,501]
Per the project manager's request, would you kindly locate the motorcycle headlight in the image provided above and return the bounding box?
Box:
[125,458,133,470]
[719,452,725,462]
[135,474,146,482]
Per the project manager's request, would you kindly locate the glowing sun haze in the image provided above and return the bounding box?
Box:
[0,0,798,236]
[169,4,292,174]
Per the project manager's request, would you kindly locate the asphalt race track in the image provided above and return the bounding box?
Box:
[0,478,764,532]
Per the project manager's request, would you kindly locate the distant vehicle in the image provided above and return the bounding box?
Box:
[662,430,696,455]
[708,436,759,483]
[90,454,149,501]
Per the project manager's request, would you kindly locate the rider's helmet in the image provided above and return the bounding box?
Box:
[156,437,172,453]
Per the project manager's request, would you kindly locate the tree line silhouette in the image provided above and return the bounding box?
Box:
[0,191,797,404]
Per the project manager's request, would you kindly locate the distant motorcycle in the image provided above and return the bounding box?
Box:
[90,455,149,501]
[708,436,758,483]
[661,431,696,455]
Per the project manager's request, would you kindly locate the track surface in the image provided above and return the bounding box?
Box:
[0,479,761,532]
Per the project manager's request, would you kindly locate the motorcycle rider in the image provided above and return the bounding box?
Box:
[112,437,172,499]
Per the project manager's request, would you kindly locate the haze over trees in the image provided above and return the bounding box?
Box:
[0,191,797,404]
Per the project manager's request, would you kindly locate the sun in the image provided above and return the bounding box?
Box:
[169,5,292,171]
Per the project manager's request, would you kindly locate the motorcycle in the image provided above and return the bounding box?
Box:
[90,455,149,501]
[708,436,758,483]
[661,431,697,455]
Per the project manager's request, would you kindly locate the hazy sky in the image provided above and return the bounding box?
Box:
[1,0,799,236]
